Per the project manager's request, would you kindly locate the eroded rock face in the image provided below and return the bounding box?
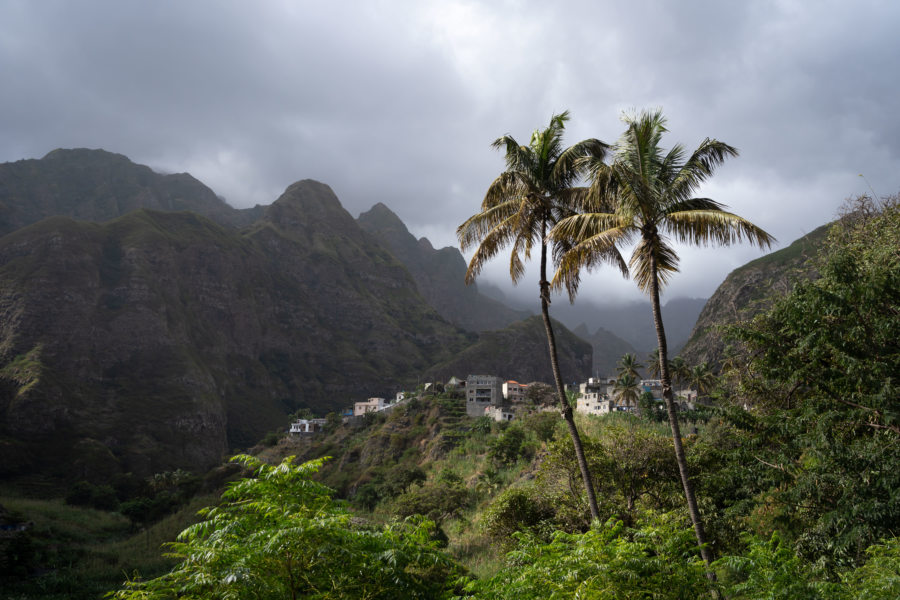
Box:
[0,179,470,483]
[679,223,832,368]
[0,152,596,488]
[357,203,530,331]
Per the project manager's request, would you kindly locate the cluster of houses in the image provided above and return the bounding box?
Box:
[288,374,698,435]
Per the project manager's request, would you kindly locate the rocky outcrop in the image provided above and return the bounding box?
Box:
[0,180,471,484]
[679,223,832,367]
[0,148,260,233]
[357,203,530,331]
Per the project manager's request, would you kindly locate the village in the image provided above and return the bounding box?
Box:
[288,374,701,435]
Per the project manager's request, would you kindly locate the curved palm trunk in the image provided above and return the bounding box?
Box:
[648,252,715,568]
[539,229,601,521]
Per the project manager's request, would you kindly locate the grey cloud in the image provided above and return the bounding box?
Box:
[1,0,897,305]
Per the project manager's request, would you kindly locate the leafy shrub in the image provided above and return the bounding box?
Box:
[487,425,535,466]
[393,481,470,523]
[465,516,711,598]
[64,481,119,511]
[480,486,555,544]
[110,455,461,599]
[521,411,560,442]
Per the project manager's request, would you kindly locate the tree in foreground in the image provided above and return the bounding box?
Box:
[109,455,459,600]
[730,194,900,567]
[457,111,625,521]
[551,109,774,566]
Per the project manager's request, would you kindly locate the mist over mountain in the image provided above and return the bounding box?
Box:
[0,148,264,233]
[480,283,706,359]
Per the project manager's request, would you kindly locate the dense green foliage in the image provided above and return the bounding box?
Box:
[109,455,461,599]
[727,196,900,567]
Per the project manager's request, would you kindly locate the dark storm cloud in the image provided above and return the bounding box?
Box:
[2,0,898,303]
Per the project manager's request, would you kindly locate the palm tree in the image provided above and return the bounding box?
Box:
[612,373,641,408]
[551,109,774,565]
[687,362,716,403]
[669,356,689,388]
[647,348,662,379]
[457,111,624,521]
[616,353,644,381]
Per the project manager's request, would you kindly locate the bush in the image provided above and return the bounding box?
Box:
[110,455,462,599]
[393,481,470,523]
[487,425,535,466]
[481,486,555,544]
[466,516,711,598]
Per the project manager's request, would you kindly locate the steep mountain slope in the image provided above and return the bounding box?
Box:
[0,180,471,485]
[679,223,832,367]
[424,315,592,384]
[571,324,637,377]
[0,148,261,232]
[357,203,530,331]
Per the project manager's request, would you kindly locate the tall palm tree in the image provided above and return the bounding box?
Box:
[616,352,644,381]
[457,111,624,521]
[551,109,774,565]
[612,373,641,408]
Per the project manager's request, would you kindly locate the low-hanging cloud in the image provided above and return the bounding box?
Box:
[1,0,897,304]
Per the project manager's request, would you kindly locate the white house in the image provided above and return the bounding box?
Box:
[289,418,327,434]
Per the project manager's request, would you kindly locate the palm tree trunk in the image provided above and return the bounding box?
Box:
[648,252,715,567]
[539,228,601,521]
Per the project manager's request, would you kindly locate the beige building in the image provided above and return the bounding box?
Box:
[354,397,388,416]
[576,378,615,415]
[502,380,527,402]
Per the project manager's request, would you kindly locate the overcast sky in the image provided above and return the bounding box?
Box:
[2,0,897,305]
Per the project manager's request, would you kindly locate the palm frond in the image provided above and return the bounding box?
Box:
[663,207,775,248]
[667,138,738,201]
[457,199,521,250]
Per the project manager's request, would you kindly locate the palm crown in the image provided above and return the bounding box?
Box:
[458,111,623,299]
[552,109,774,291]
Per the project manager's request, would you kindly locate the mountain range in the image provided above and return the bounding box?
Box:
[0,149,590,488]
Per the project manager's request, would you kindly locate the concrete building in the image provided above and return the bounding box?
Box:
[289,418,327,434]
[354,397,389,416]
[502,380,527,403]
[640,379,664,400]
[485,405,515,422]
[576,377,616,415]
[466,374,503,417]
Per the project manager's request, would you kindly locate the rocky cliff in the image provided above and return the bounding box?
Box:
[0,151,593,489]
[357,203,530,331]
[0,180,471,485]
[0,148,262,233]
[679,223,832,367]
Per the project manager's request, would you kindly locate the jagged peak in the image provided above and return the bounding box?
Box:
[264,179,358,233]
